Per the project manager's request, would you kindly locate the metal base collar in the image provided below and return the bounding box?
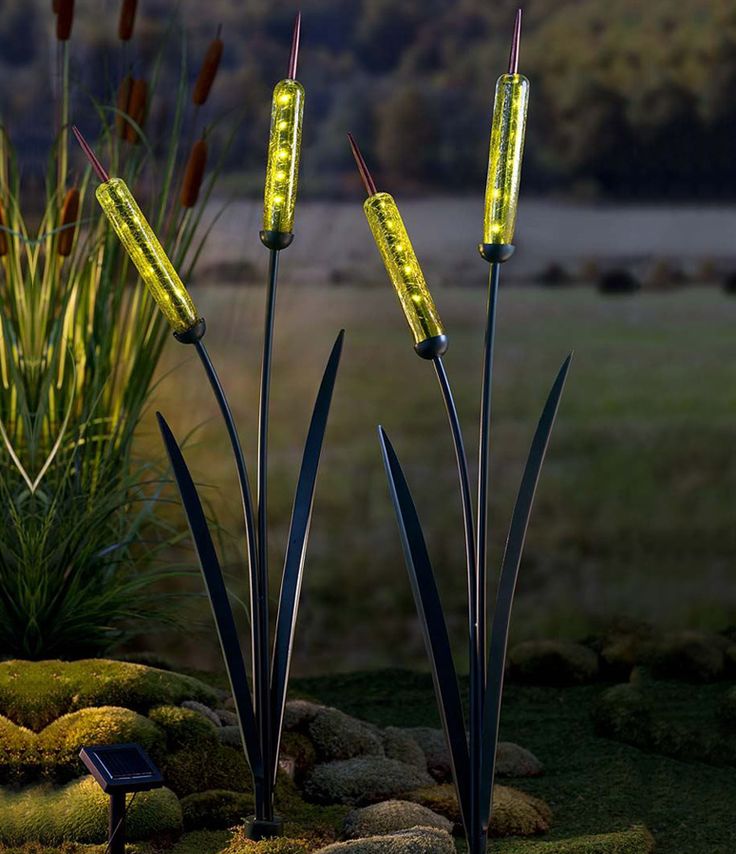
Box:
[260,230,294,250]
[478,243,515,264]
[173,318,207,344]
[244,816,284,840]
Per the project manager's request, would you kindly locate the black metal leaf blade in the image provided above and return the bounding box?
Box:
[270,330,344,778]
[156,411,264,779]
[479,353,572,826]
[378,426,470,833]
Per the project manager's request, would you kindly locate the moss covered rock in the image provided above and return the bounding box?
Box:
[280,731,318,780]
[647,631,726,682]
[0,716,37,785]
[316,827,454,854]
[400,728,450,782]
[283,700,323,732]
[407,784,552,837]
[0,776,181,845]
[342,800,451,839]
[162,743,252,797]
[0,660,219,731]
[380,730,425,770]
[148,705,219,751]
[495,742,544,778]
[181,789,252,830]
[305,758,433,806]
[308,708,383,762]
[508,641,599,686]
[37,707,164,780]
[592,684,654,746]
[221,828,310,854]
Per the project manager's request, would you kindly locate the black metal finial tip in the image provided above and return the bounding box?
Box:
[508,8,522,75]
[288,11,301,79]
[347,132,377,197]
[71,125,110,183]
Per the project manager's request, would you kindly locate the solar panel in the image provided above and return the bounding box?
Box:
[80,743,164,793]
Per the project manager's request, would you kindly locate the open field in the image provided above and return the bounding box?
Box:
[139,281,736,674]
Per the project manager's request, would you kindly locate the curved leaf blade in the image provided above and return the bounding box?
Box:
[270,330,344,778]
[157,411,263,779]
[479,353,572,827]
[378,426,470,833]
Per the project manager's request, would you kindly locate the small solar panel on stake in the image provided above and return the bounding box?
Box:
[80,744,163,854]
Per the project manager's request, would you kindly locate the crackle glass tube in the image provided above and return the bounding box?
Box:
[364,192,445,350]
[263,79,304,235]
[96,177,200,334]
[483,73,529,246]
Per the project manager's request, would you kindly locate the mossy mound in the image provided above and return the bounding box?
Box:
[406,784,552,837]
[495,742,544,778]
[149,705,219,751]
[647,631,726,682]
[307,708,383,762]
[508,641,599,686]
[400,728,450,782]
[181,789,252,831]
[161,743,252,797]
[38,707,165,780]
[380,730,425,770]
[0,776,181,845]
[592,684,653,746]
[305,758,433,806]
[315,826,454,854]
[493,825,655,853]
[0,660,219,731]
[342,800,451,838]
[280,731,318,781]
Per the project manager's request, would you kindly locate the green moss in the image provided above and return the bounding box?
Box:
[592,685,653,746]
[305,757,433,806]
[0,776,181,845]
[508,641,599,686]
[220,829,309,854]
[342,800,452,839]
[405,785,461,827]
[647,632,726,683]
[315,827,454,854]
[181,790,252,831]
[0,660,219,731]
[162,744,252,797]
[493,826,655,853]
[149,705,219,751]
[37,707,165,780]
[0,717,37,785]
[307,707,383,761]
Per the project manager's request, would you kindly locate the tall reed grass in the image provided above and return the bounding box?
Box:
[0,4,230,658]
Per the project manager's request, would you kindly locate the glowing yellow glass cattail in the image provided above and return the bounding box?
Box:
[364,192,445,354]
[263,79,304,235]
[483,72,529,246]
[96,178,200,334]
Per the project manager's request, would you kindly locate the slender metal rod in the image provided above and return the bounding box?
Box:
[432,355,478,852]
[256,247,280,818]
[193,339,265,812]
[476,261,500,683]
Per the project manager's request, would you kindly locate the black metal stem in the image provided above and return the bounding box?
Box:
[476,261,500,680]
[256,247,280,818]
[193,338,266,812]
[432,355,479,852]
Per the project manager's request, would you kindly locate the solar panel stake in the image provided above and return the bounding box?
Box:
[80,743,164,854]
[109,791,126,854]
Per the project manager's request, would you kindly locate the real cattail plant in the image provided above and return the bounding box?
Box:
[180,135,208,208]
[125,78,148,143]
[57,187,80,257]
[118,0,137,41]
[56,0,74,41]
[192,28,224,106]
[115,74,133,140]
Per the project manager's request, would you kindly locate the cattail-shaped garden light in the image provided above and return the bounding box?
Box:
[72,13,343,838]
[351,11,572,854]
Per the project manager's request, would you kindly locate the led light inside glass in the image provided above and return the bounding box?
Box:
[263,79,304,234]
[96,177,200,334]
[483,73,529,246]
[363,192,444,348]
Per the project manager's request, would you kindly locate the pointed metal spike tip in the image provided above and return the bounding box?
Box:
[71,125,109,183]
[508,8,522,75]
[287,11,301,79]
[347,132,377,197]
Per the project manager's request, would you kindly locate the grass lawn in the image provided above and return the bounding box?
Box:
[293,669,736,854]
[140,283,736,674]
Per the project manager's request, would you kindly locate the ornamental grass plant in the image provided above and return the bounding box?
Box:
[0,4,232,658]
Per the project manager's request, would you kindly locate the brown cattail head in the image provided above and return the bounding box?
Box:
[56,0,74,40]
[125,79,148,144]
[180,136,208,208]
[0,201,8,257]
[115,75,133,140]
[118,0,138,41]
[192,33,224,106]
[58,187,80,256]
